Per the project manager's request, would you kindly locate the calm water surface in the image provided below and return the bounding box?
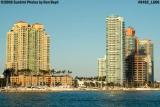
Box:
[0,91,160,107]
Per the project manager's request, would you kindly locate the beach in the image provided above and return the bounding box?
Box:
[1,87,160,92]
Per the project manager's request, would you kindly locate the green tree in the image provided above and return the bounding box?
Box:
[62,70,66,75]
[67,70,72,75]
[3,68,15,86]
[51,69,56,75]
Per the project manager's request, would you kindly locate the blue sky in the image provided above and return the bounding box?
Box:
[0,0,160,80]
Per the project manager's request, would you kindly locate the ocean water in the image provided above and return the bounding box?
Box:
[0,91,160,107]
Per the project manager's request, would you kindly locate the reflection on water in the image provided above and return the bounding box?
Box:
[106,91,125,96]
[0,91,160,107]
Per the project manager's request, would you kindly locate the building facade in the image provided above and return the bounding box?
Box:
[133,55,147,86]
[137,39,154,83]
[125,27,136,57]
[6,21,50,73]
[106,16,126,85]
[10,75,73,87]
[125,27,154,86]
[125,27,137,84]
[98,55,106,77]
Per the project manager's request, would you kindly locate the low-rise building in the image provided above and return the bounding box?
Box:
[10,75,73,87]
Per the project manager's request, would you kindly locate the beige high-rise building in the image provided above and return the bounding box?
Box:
[6,21,50,73]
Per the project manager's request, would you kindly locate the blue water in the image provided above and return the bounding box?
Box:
[0,91,160,107]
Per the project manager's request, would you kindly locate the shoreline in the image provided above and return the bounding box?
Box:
[1,87,160,92]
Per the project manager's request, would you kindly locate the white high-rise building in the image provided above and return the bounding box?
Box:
[106,16,126,85]
[98,55,106,77]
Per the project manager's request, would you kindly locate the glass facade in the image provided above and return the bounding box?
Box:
[106,16,125,85]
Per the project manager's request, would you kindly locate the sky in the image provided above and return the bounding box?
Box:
[0,0,160,80]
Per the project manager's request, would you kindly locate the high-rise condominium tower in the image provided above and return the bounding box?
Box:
[106,16,125,85]
[125,27,136,57]
[125,27,137,84]
[137,40,154,82]
[98,55,106,78]
[6,21,50,73]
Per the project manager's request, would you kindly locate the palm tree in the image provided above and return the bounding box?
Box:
[3,68,15,87]
[26,69,32,76]
[62,70,66,75]
[67,70,72,75]
[56,70,61,76]
[51,69,56,76]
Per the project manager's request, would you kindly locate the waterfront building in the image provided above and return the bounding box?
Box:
[133,54,147,86]
[77,80,86,88]
[6,21,50,73]
[98,55,106,78]
[106,16,126,85]
[10,75,73,87]
[125,27,136,57]
[137,39,154,83]
[131,39,154,87]
[125,27,137,84]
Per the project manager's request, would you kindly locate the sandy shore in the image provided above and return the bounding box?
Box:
[1,87,160,92]
[0,87,79,92]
